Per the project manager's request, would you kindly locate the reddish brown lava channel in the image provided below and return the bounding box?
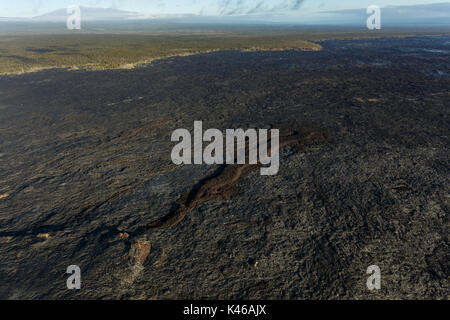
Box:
[136,126,328,235]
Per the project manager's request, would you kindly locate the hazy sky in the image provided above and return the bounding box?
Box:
[0,0,444,17]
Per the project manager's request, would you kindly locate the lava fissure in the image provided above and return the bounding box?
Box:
[134,127,328,236]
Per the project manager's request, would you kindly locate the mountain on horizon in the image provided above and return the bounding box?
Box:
[31,7,139,22]
[1,3,449,25]
[324,2,450,26]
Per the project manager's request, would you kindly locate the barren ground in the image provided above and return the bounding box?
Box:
[0,35,448,299]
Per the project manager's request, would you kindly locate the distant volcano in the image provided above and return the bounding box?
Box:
[2,3,450,25]
[31,7,139,22]
[324,2,450,26]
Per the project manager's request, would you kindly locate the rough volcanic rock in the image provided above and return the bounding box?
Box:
[0,36,448,299]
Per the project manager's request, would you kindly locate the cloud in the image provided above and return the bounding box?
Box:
[325,2,450,18]
[32,0,44,15]
[322,3,450,25]
[217,0,305,16]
